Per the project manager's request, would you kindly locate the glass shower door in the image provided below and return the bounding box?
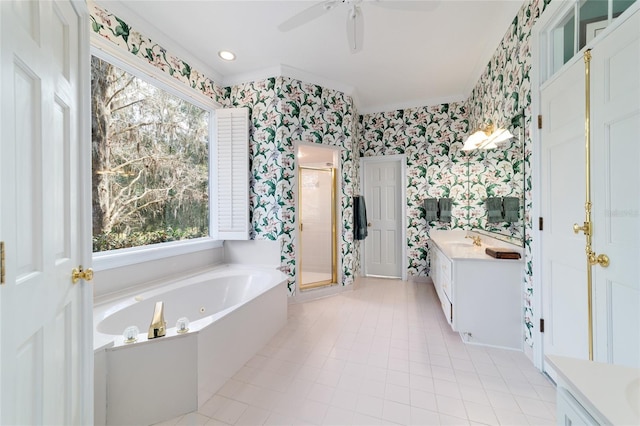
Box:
[299,167,337,289]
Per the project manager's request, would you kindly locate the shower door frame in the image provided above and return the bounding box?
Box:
[297,166,338,290]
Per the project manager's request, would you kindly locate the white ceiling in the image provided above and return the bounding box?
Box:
[100,0,526,114]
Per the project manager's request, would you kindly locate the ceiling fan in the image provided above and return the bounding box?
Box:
[278,0,438,53]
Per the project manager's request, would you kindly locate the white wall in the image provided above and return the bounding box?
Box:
[93,247,225,300]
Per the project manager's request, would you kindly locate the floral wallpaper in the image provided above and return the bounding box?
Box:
[359,104,468,277]
[89,2,360,296]
[89,0,554,346]
[89,2,228,105]
[228,77,359,295]
[360,0,551,347]
[466,0,551,347]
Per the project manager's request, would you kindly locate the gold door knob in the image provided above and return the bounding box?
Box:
[588,253,610,268]
[596,254,610,267]
[71,266,94,284]
[367,222,372,227]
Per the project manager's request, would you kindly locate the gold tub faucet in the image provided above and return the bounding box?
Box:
[465,235,482,246]
[148,301,166,339]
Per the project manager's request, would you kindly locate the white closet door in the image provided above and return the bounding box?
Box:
[591,9,640,368]
[0,1,92,424]
[363,158,402,278]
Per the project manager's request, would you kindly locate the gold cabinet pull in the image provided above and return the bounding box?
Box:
[71,266,94,284]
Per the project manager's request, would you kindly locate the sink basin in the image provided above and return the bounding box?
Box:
[445,242,476,248]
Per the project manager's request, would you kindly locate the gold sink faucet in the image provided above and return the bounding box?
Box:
[465,235,482,246]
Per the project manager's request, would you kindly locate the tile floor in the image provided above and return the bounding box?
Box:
[155,277,556,426]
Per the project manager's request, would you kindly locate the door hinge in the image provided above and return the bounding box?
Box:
[539,217,544,231]
[540,318,545,333]
[1,241,5,285]
[537,115,543,129]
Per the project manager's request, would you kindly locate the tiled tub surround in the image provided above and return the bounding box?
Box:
[156,277,556,426]
[428,230,524,350]
[93,265,288,426]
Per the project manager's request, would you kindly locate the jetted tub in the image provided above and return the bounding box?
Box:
[93,265,287,426]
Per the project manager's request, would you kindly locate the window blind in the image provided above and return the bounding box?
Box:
[213,108,249,240]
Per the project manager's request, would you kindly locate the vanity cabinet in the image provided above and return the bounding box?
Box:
[430,244,453,325]
[429,238,523,349]
[546,354,640,426]
[557,388,598,425]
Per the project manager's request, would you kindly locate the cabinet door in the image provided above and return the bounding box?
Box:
[557,388,598,426]
[430,245,452,325]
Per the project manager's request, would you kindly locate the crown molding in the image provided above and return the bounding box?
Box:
[221,64,356,96]
[358,94,468,116]
[92,0,224,84]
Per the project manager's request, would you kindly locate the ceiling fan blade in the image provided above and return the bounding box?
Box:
[278,0,339,32]
[346,5,364,53]
[370,0,439,11]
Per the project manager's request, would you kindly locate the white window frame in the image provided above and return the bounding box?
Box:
[90,45,223,272]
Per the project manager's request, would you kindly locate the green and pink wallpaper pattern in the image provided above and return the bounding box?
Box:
[359,104,469,277]
[90,3,228,105]
[91,0,554,346]
[89,2,360,296]
[360,0,551,346]
[228,77,360,295]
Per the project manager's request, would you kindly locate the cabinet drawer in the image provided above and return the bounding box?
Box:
[439,255,452,299]
[557,388,598,426]
[442,278,452,301]
[439,254,452,284]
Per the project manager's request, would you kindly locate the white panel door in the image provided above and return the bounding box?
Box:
[363,159,401,277]
[0,1,91,424]
[540,57,589,368]
[590,9,640,368]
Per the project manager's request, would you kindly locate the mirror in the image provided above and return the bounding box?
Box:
[466,113,525,247]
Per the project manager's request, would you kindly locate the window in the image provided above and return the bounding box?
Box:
[90,54,212,253]
[547,0,636,78]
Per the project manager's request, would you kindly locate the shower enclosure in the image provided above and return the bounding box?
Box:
[298,166,337,290]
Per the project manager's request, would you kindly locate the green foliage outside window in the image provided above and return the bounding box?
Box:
[91,55,210,252]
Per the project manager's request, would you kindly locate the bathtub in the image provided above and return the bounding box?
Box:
[93,265,288,426]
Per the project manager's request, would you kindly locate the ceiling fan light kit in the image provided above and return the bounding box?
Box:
[278,0,437,54]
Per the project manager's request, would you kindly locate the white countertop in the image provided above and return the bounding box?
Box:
[428,230,524,262]
[546,355,640,426]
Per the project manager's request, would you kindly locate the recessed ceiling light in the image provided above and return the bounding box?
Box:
[218,50,236,61]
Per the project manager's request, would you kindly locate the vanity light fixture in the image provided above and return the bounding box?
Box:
[462,120,514,151]
[218,50,236,61]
